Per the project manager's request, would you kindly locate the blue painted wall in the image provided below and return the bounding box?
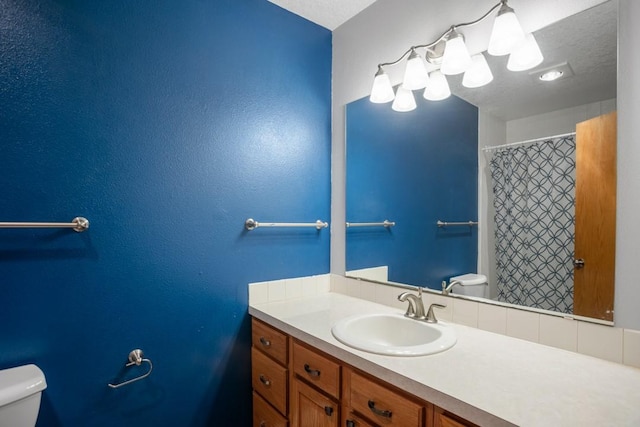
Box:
[0,0,331,425]
[346,95,478,289]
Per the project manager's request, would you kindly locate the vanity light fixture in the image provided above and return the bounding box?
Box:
[462,53,494,88]
[392,86,417,112]
[423,70,451,101]
[488,1,526,56]
[369,67,395,103]
[402,49,430,90]
[369,0,542,111]
[507,33,544,71]
[440,30,473,75]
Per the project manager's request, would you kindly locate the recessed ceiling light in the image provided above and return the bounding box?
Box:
[539,70,564,81]
[528,62,573,84]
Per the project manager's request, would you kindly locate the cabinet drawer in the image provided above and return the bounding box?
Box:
[292,341,341,399]
[253,318,289,365]
[252,347,288,415]
[346,371,423,427]
[343,407,376,427]
[434,408,478,427]
[253,391,288,427]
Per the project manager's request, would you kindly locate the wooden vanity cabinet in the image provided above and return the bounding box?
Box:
[252,318,290,426]
[251,317,477,427]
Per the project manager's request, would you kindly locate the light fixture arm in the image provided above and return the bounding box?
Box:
[374,1,504,71]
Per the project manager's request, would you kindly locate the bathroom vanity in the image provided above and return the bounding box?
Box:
[249,292,640,427]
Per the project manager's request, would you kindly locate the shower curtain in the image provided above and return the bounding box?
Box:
[488,135,575,313]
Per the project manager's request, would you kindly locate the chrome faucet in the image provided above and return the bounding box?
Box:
[442,279,462,295]
[398,288,447,323]
[398,288,425,318]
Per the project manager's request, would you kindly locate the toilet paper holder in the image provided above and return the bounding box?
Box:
[108,349,153,389]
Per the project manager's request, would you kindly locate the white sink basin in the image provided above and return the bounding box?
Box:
[331,313,456,356]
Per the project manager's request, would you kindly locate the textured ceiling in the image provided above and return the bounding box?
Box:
[268,0,378,30]
[450,1,617,121]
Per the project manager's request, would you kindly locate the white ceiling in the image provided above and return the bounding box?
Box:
[267,0,378,30]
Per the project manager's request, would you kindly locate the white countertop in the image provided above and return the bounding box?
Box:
[249,292,640,427]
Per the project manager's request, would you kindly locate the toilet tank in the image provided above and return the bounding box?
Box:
[449,273,489,298]
[0,364,47,427]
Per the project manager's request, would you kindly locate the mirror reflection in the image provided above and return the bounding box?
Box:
[345,1,617,321]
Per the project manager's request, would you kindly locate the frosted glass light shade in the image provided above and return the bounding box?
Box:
[488,4,525,56]
[507,33,544,71]
[423,71,451,101]
[392,86,417,112]
[462,53,494,88]
[402,50,429,90]
[369,68,395,103]
[440,32,472,75]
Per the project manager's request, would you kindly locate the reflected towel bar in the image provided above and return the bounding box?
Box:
[346,220,396,228]
[0,217,89,232]
[245,218,328,231]
[437,220,478,227]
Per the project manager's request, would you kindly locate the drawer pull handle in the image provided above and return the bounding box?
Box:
[324,406,334,416]
[259,375,271,387]
[346,420,355,427]
[259,337,271,348]
[368,400,392,418]
[304,364,321,377]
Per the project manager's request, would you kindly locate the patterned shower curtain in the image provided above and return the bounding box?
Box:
[488,135,575,313]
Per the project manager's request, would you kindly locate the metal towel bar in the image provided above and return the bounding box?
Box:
[346,220,396,228]
[437,220,479,227]
[108,349,153,389]
[0,217,89,232]
[245,218,328,231]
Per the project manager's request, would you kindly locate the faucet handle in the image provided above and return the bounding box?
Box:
[426,303,447,323]
[398,292,417,317]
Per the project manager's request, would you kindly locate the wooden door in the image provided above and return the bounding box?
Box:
[574,111,616,321]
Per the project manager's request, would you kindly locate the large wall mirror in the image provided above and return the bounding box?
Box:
[345,0,617,322]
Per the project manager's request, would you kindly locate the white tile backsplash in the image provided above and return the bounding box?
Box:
[248,281,268,304]
[250,275,640,369]
[478,303,507,335]
[267,280,286,302]
[317,274,331,294]
[539,315,578,352]
[453,299,479,328]
[285,278,303,300]
[577,321,623,363]
[301,276,318,297]
[506,309,539,343]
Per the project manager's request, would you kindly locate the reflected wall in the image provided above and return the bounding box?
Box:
[346,95,478,288]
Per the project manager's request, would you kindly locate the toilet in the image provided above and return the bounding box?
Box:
[449,273,489,298]
[0,364,47,427]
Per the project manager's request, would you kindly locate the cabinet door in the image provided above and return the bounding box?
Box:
[253,391,288,427]
[291,378,338,427]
